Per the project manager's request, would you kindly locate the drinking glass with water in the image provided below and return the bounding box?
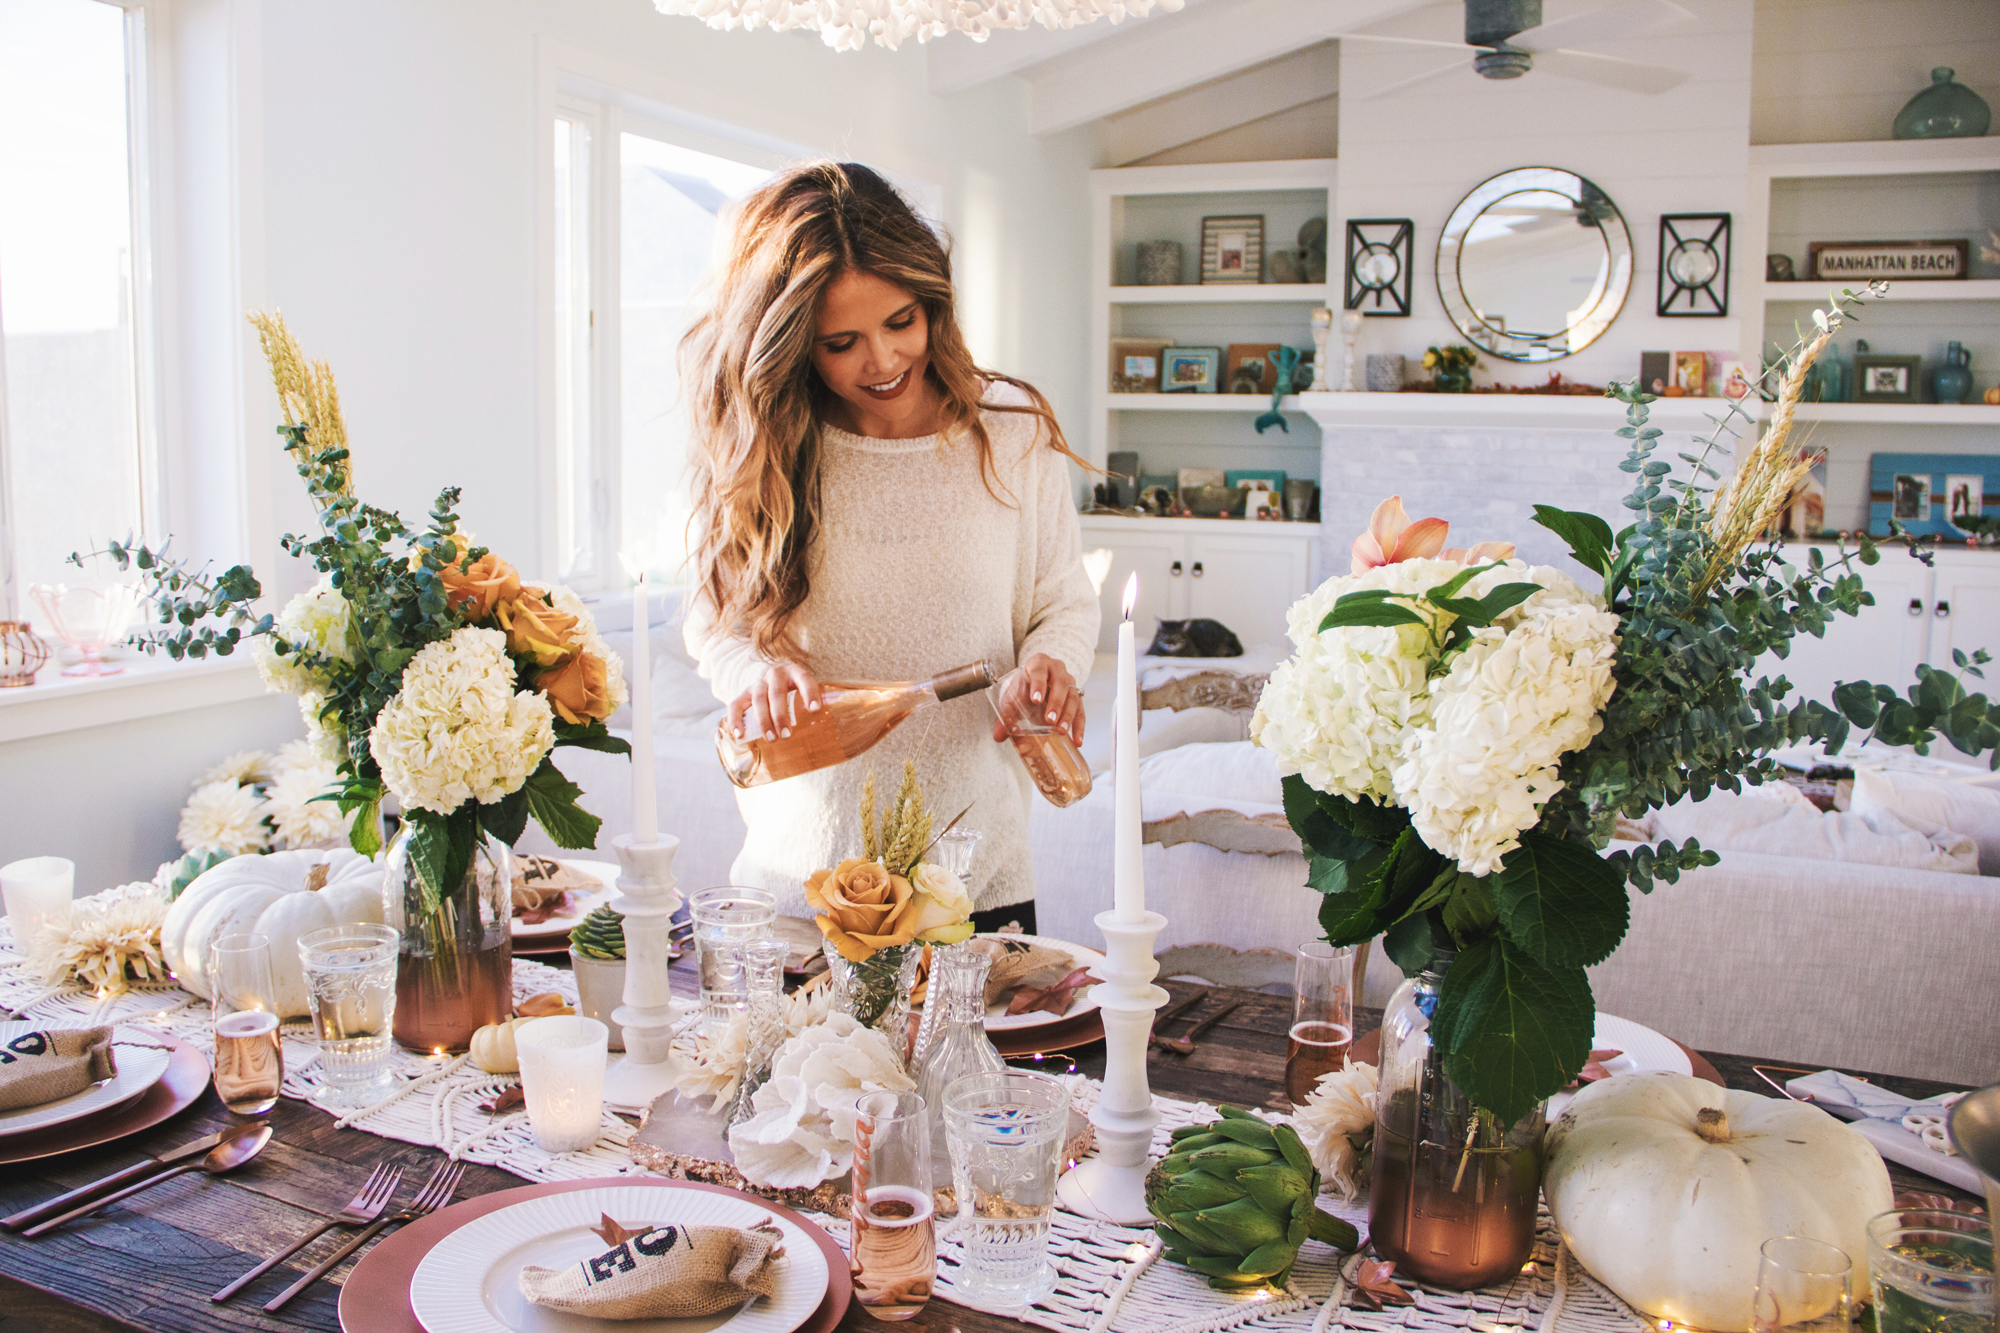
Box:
[688,886,776,1029]
[1868,1208,1994,1333]
[297,923,399,1105]
[943,1070,1071,1308]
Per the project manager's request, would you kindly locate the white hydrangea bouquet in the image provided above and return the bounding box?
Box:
[81,313,628,917]
[1259,284,2000,1125]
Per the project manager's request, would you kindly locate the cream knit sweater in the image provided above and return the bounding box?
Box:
[685,383,1100,913]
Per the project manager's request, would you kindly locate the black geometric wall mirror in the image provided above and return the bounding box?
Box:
[1345,218,1413,316]
[1658,213,1731,316]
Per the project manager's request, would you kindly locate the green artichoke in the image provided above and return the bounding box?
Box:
[569,904,625,960]
[1145,1105,1359,1290]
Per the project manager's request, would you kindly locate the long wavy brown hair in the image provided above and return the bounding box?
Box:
[681,161,1082,667]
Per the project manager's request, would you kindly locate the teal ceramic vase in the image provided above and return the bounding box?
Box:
[1893,68,1991,139]
[1933,341,1974,405]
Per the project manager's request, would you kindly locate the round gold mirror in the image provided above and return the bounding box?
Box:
[1436,167,1632,363]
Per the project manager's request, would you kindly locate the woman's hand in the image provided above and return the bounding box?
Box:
[727,663,823,741]
[993,654,1084,745]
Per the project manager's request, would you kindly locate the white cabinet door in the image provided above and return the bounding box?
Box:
[1927,559,2000,672]
[1079,532,1185,653]
[1764,555,1930,709]
[1185,534,1312,650]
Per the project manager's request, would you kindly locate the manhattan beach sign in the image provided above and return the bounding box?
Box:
[1809,238,1969,282]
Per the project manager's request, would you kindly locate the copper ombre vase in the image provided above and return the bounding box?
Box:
[1366,955,1544,1289]
[381,824,513,1053]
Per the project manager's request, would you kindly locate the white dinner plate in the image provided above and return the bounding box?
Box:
[1545,1013,1694,1120]
[512,861,619,941]
[975,934,1106,1032]
[409,1183,829,1333]
[0,1023,173,1139]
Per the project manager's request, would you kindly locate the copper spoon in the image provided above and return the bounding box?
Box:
[24,1124,272,1237]
[1151,1001,1241,1056]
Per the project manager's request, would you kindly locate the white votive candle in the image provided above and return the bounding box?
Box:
[514,1015,609,1153]
[1,856,74,946]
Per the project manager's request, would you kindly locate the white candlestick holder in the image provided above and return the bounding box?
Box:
[601,833,689,1113]
[1056,907,1169,1225]
[1338,310,1363,392]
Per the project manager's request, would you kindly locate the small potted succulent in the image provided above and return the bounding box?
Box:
[569,904,626,1050]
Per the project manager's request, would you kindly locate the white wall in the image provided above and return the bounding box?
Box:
[3,0,1098,891]
[1752,0,2000,146]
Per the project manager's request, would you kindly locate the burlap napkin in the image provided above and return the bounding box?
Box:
[0,1027,116,1113]
[520,1219,786,1319]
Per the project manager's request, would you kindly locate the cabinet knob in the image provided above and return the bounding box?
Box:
[1936,600,1952,618]
[1170,561,1183,577]
[1192,561,1204,577]
[1909,598,1925,616]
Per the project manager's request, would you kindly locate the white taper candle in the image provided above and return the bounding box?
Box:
[630,573,658,844]
[1113,573,1142,923]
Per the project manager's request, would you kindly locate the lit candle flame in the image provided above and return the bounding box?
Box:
[616,553,646,586]
[1121,572,1138,621]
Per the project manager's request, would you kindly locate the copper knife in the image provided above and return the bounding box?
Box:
[2,1126,249,1231]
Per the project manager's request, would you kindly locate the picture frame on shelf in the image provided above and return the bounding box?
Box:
[1657,213,1730,316]
[1870,454,2000,538]
[1161,346,1223,393]
[1947,475,1985,533]
[1854,353,1922,404]
[1344,218,1413,316]
[1224,343,1282,394]
[1672,351,1707,397]
[1200,216,1264,285]
[1639,350,1670,395]
[1809,239,1968,283]
[1109,335,1171,393]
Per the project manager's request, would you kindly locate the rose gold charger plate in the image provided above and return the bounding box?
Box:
[1348,1027,1723,1085]
[338,1176,852,1333]
[993,1007,1104,1057]
[0,1031,210,1166]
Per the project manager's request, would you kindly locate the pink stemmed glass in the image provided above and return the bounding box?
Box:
[29,582,143,677]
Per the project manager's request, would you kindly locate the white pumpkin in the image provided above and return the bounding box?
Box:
[160,850,387,1018]
[1544,1072,1892,1332]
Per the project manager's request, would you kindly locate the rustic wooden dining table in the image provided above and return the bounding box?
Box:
[0,959,1980,1333]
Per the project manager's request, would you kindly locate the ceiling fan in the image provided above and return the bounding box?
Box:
[1342,0,1695,100]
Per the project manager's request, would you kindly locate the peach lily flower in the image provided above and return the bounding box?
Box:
[1441,540,1518,565]
[1351,496,1449,574]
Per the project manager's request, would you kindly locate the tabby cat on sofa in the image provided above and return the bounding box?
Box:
[1146,619,1243,658]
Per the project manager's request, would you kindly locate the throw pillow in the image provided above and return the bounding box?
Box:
[1138,740,1283,807]
[1651,786,1980,875]
[1850,767,2000,876]
[1078,705,1244,773]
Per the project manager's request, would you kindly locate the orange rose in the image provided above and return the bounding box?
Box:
[804,857,919,962]
[497,594,580,668]
[535,650,615,724]
[440,552,520,621]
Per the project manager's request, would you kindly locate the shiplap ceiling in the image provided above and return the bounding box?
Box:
[928,0,1699,141]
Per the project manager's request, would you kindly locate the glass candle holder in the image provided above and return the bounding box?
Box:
[1,856,74,946]
[1754,1234,1854,1333]
[515,1015,610,1153]
[0,621,50,687]
[209,933,284,1116]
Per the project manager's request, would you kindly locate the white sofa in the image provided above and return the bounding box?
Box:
[523,617,2000,1089]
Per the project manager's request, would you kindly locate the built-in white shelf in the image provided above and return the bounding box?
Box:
[1297,391,1754,433]
[1792,402,2000,425]
[1109,394,1304,412]
[1081,513,1320,538]
[1749,138,2000,179]
[1764,279,2000,304]
[1108,284,1329,304]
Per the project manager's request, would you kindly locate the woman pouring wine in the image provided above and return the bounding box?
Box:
[681,161,1100,931]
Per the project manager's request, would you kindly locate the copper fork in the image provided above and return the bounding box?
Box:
[264,1159,465,1312]
[211,1161,401,1302]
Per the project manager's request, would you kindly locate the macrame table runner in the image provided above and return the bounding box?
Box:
[0,928,1652,1333]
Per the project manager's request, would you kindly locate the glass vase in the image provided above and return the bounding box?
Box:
[382,823,513,1053]
[824,940,922,1057]
[913,945,1006,1168]
[1367,954,1544,1290]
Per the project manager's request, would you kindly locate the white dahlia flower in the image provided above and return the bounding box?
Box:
[367,627,555,814]
[1289,1059,1379,1200]
[178,779,272,856]
[197,750,273,786]
[265,760,353,849]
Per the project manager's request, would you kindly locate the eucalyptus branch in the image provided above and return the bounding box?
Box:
[70,536,272,660]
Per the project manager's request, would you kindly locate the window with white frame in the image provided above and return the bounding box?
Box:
[550,102,775,591]
[0,0,157,623]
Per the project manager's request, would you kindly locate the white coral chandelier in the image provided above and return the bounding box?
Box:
[653,0,1183,52]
